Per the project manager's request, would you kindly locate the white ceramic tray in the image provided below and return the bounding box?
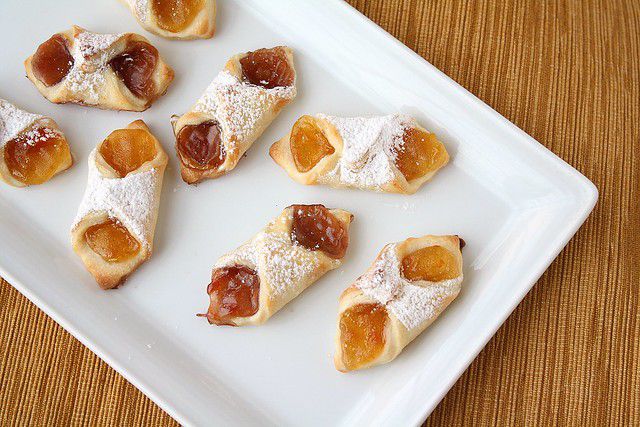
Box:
[0,0,597,425]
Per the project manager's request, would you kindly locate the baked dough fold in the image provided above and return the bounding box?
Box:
[270,114,449,194]
[120,0,216,39]
[202,205,353,326]
[25,26,174,111]
[71,120,168,289]
[334,235,463,371]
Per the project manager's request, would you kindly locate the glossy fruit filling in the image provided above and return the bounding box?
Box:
[176,120,224,170]
[340,303,388,370]
[401,245,459,282]
[152,0,204,33]
[99,128,157,177]
[109,41,158,99]
[289,115,334,173]
[394,128,448,181]
[291,204,348,259]
[31,34,74,86]
[239,47,294,89]
[205,265,260,325]
[4,128,70,185]
[85,218,141,263]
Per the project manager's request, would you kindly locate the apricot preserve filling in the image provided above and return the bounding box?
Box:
[4,128,70,185]
[340,303,388,370]
[394,128,447,181]
[152,0,204,33]
[401,245,459,282]
[85,218,141,263]
[32,34,74,86]
[291,204,348,259]
[204,265,260,325]
[99,129,157,177]
[239,47,294,89]
[109,41,158,99]
[176,120,224,170]
[290,115,334,173]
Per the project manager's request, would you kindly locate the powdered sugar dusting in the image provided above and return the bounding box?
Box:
[318,114,412,190]
[214,224,320,297]
[133,0,149,21]
[0,99,44,146]
[72,150,161,248]
[193,70,296,153]
[66,29,123,103]
[355,244,462,330]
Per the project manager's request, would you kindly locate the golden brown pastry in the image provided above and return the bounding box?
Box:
[270,114,449,194]
[200,204,353,326]
[172,46,296,184]
[334,235,464,372]
[71,120,168,289]
[0,99,72,187]
[25,26,174,111]
[119,0,216,39]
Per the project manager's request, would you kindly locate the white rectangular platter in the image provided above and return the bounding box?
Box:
[0,0,597,425]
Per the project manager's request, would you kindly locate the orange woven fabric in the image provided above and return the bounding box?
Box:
[1,0,638,425]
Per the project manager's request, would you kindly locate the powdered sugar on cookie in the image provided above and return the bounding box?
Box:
[66,29,123,103]
[193,70,296,149]
[317,114,413,191]
[132,0,149,22]
[72,150,161,248]
[355,243,462,330]
[0,99,45,146]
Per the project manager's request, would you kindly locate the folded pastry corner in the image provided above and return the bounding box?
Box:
[334,235,464,372]
[120,0,216,40]
[200,204,353,326]
[71,119,168,289]
[270,114,449,194]
[172,46,296,184]
[25,26,174,111]
[0,99,73,187]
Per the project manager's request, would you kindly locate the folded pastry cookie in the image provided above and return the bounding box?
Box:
[0,99,72,187]
[200,204,352,326]
[334,235,464,372]
[120,0,216,39]
[25,26,174,111]
[71,120,168,289]
[270,114,449,194]
[172,46,296,184]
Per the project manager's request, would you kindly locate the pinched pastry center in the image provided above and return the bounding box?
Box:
[4,128,70,185]
[290,204,349,259]
[109,41,158,100]
[401,245,459,282]
[176,120,225,170]
[152,0,204,33]
[99,128,157,177]
[290,115,335,173]
[395,128,448,181]
[85,218,141,263]
[340,303,388,370]
[32,34,74,86]
[240,47,294,89]
[205,265,260,325]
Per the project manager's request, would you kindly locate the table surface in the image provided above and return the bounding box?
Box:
[2,0,638,425]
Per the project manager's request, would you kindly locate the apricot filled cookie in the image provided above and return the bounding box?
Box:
[270,114,449,194]
[334,235,464,372]
[71,120,168,289]
[120,0,216,39]
[200,204,353,326]
[172,46,296,184]
[0,99,72,187]
[25,26,174,111]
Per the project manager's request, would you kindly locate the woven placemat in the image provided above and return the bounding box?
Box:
[2,0,638,425]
